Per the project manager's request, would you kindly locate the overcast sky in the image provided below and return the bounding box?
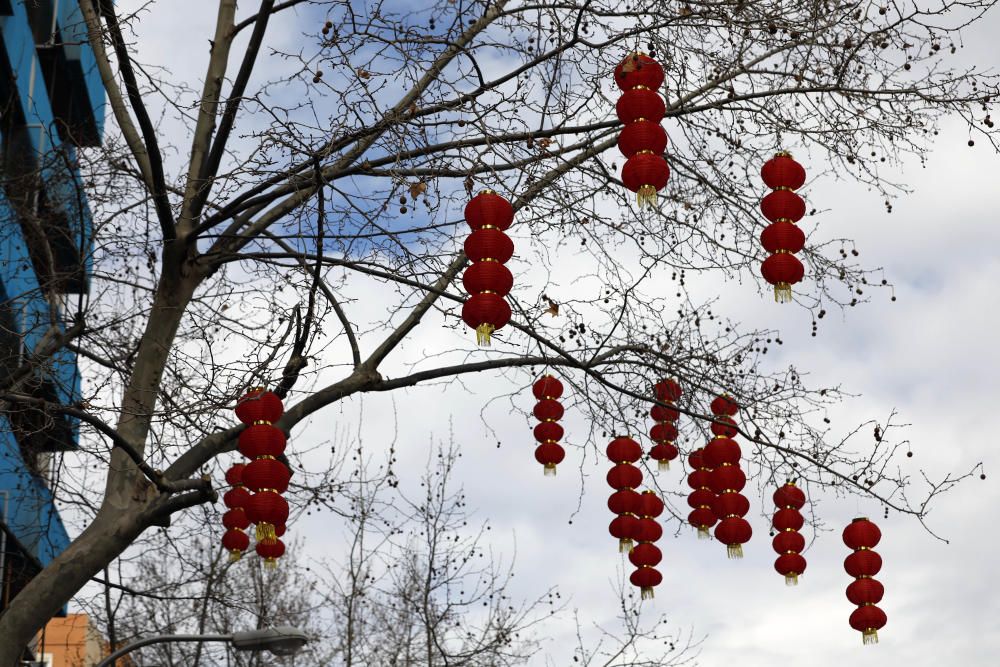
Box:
[95,2,1000,665]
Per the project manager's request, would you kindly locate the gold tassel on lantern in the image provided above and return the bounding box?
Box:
[727,543,744,559]
[636,184,657,208]
[657,460,669,472]
[640,587,655,600]
[697,526,711,539]
[774,282,793,303]
[476,323,495,346]
[863,629,879,645]
[619,538,634,553]
[543,463,557,477]
[264,558,278,570]
[228,550,242,563]
[256,522,277,543]
[785,573,799,586]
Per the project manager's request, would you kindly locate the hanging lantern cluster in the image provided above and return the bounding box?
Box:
[843,518,887,645]
[685,447,716,538]
[629,490,664,599]
[648,378,681,471]
[771,482,808,585]
[760,152,807,303]
[236,388,290,568]
[606,436,644,552]
[707,395,751,558]
[221,463,251,561]
[462,191,515,345]
[532,375,566,475]
[614,53,670,207]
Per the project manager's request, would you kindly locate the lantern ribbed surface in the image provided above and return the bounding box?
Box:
[843,518,887,644]
[771,482,808,585]
[648,378,681,471]
[461,191,515,345]
[759,152,808,302]
[531,374,566,475]
[614,53,670,207]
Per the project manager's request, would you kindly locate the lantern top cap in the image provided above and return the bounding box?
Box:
[247,386,266,392]
[852,516,870,522]
[785,480,797,486]
[775,150,793,158]
[479,188,496,195]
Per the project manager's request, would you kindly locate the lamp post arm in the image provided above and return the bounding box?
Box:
[96,633,234,667]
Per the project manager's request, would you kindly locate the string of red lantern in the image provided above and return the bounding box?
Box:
[629,490,664,599]
[706,395,752,558]
[236,387,290,568]
[685,447,716,538]
[771,482,808,585]
[462,191,514,345]
[221,463,251,561]
[648,378,681,471]
[606,436,644,552]
[532,374,566,475]
[760,152,807,303]
[843,518,887,645]
[614,53,670,207]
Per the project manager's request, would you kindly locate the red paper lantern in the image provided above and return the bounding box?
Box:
[843,517,887,644]
[609,514,640,552]
[532,377,567,476]
[710,416,738,438]
[638,491,664,518]
[761,153,806,190]
[618,120,668,158]
[615,88,666,124]
[711,492,750,519]
[622,153,670,207]
[608,488,642,515]
[771,482,808,585]
[223,486,252,510]
[607,436,642,464]
[465,190,514,230]
[707,397,751,557]
[464,228,514,263]
[462,191,515,346]
[714,517,752,558]
[256,538,286,569]
[225,463,246,486]
[710,395,738,416]
[607,463,643,490]
[654,379,682,402]
[648,378,681,471]
[650,404,680,421]
[703,437,740,468]
[760,189,806,222]
[462,262,514,296]
[245,490,289,543]
[243,458,291,494]
[222,508,250,531]
[238,423,286,459]
[761,221,806,254]
[222,529,249,558]
[629,566,663,599]
[235,388,283,425]
[532,375,564,400]
[686,448,716,537]
[708,465,746,494]
[614,53,665,91]
[628,542,662,568]
[628,489,665,599]
[849,605,888,645]
[462,292,512,346]
[649,421,678,443]
[760,253,805,303]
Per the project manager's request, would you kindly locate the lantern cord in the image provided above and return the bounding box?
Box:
[544,463,557,477]
[228,550,242,563]
[640,586,655,600]
[476,323,495,346]
[657,460,669,472]
[862,629,879,645]
[785,573,799,586]
[727,544,744,559]
[636,184,658,208]
[774,283,793,303]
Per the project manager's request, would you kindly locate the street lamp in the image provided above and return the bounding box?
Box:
[95,626,309,666]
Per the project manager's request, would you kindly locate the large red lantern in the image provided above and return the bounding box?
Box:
[759,151,808,303]
[708,396,751,558]
[615,53,670,207]
[686,448,716,537]
[532,375,566,475]
[843,518,887,644]
[629,490,664,599]
[771,482,807,585]
[648,378,681,471]
[462,190,515,345]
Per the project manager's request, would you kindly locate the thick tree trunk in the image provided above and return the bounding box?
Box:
[0,259,198,665]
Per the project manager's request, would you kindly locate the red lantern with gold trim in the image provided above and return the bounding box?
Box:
[759,152,808,303]
[629,490,664,599]
[771,482,808,585]
[708,396,751,558]
[532,375,567,476]
[256,538,286,569]
[686,448,716,537]
[462,190,515,345]
[843,518,887,645]
[221,463,251,561]
[606,437,643,551]
[614,53,670,208]
[648,378,681,471]
[235,388,283,425]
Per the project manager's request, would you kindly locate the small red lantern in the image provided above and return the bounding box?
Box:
[708,396,751,558]
[686,449,716,537]
[462,190,515,345]
[256,538,286,569]
[532,375,567,476]
[606,437,643,551]
[614,52,670,208]
[245,490,289,543]
[843,518,887,644]
[629,490,664,599]
[759,151,808,303]
[238,423,286,459]
[222,529,250,558]
[648,378,681,471]
[771,482,807,585]
[221,463,251,561]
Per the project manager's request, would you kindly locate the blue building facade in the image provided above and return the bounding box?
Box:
[0,0,104,613]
